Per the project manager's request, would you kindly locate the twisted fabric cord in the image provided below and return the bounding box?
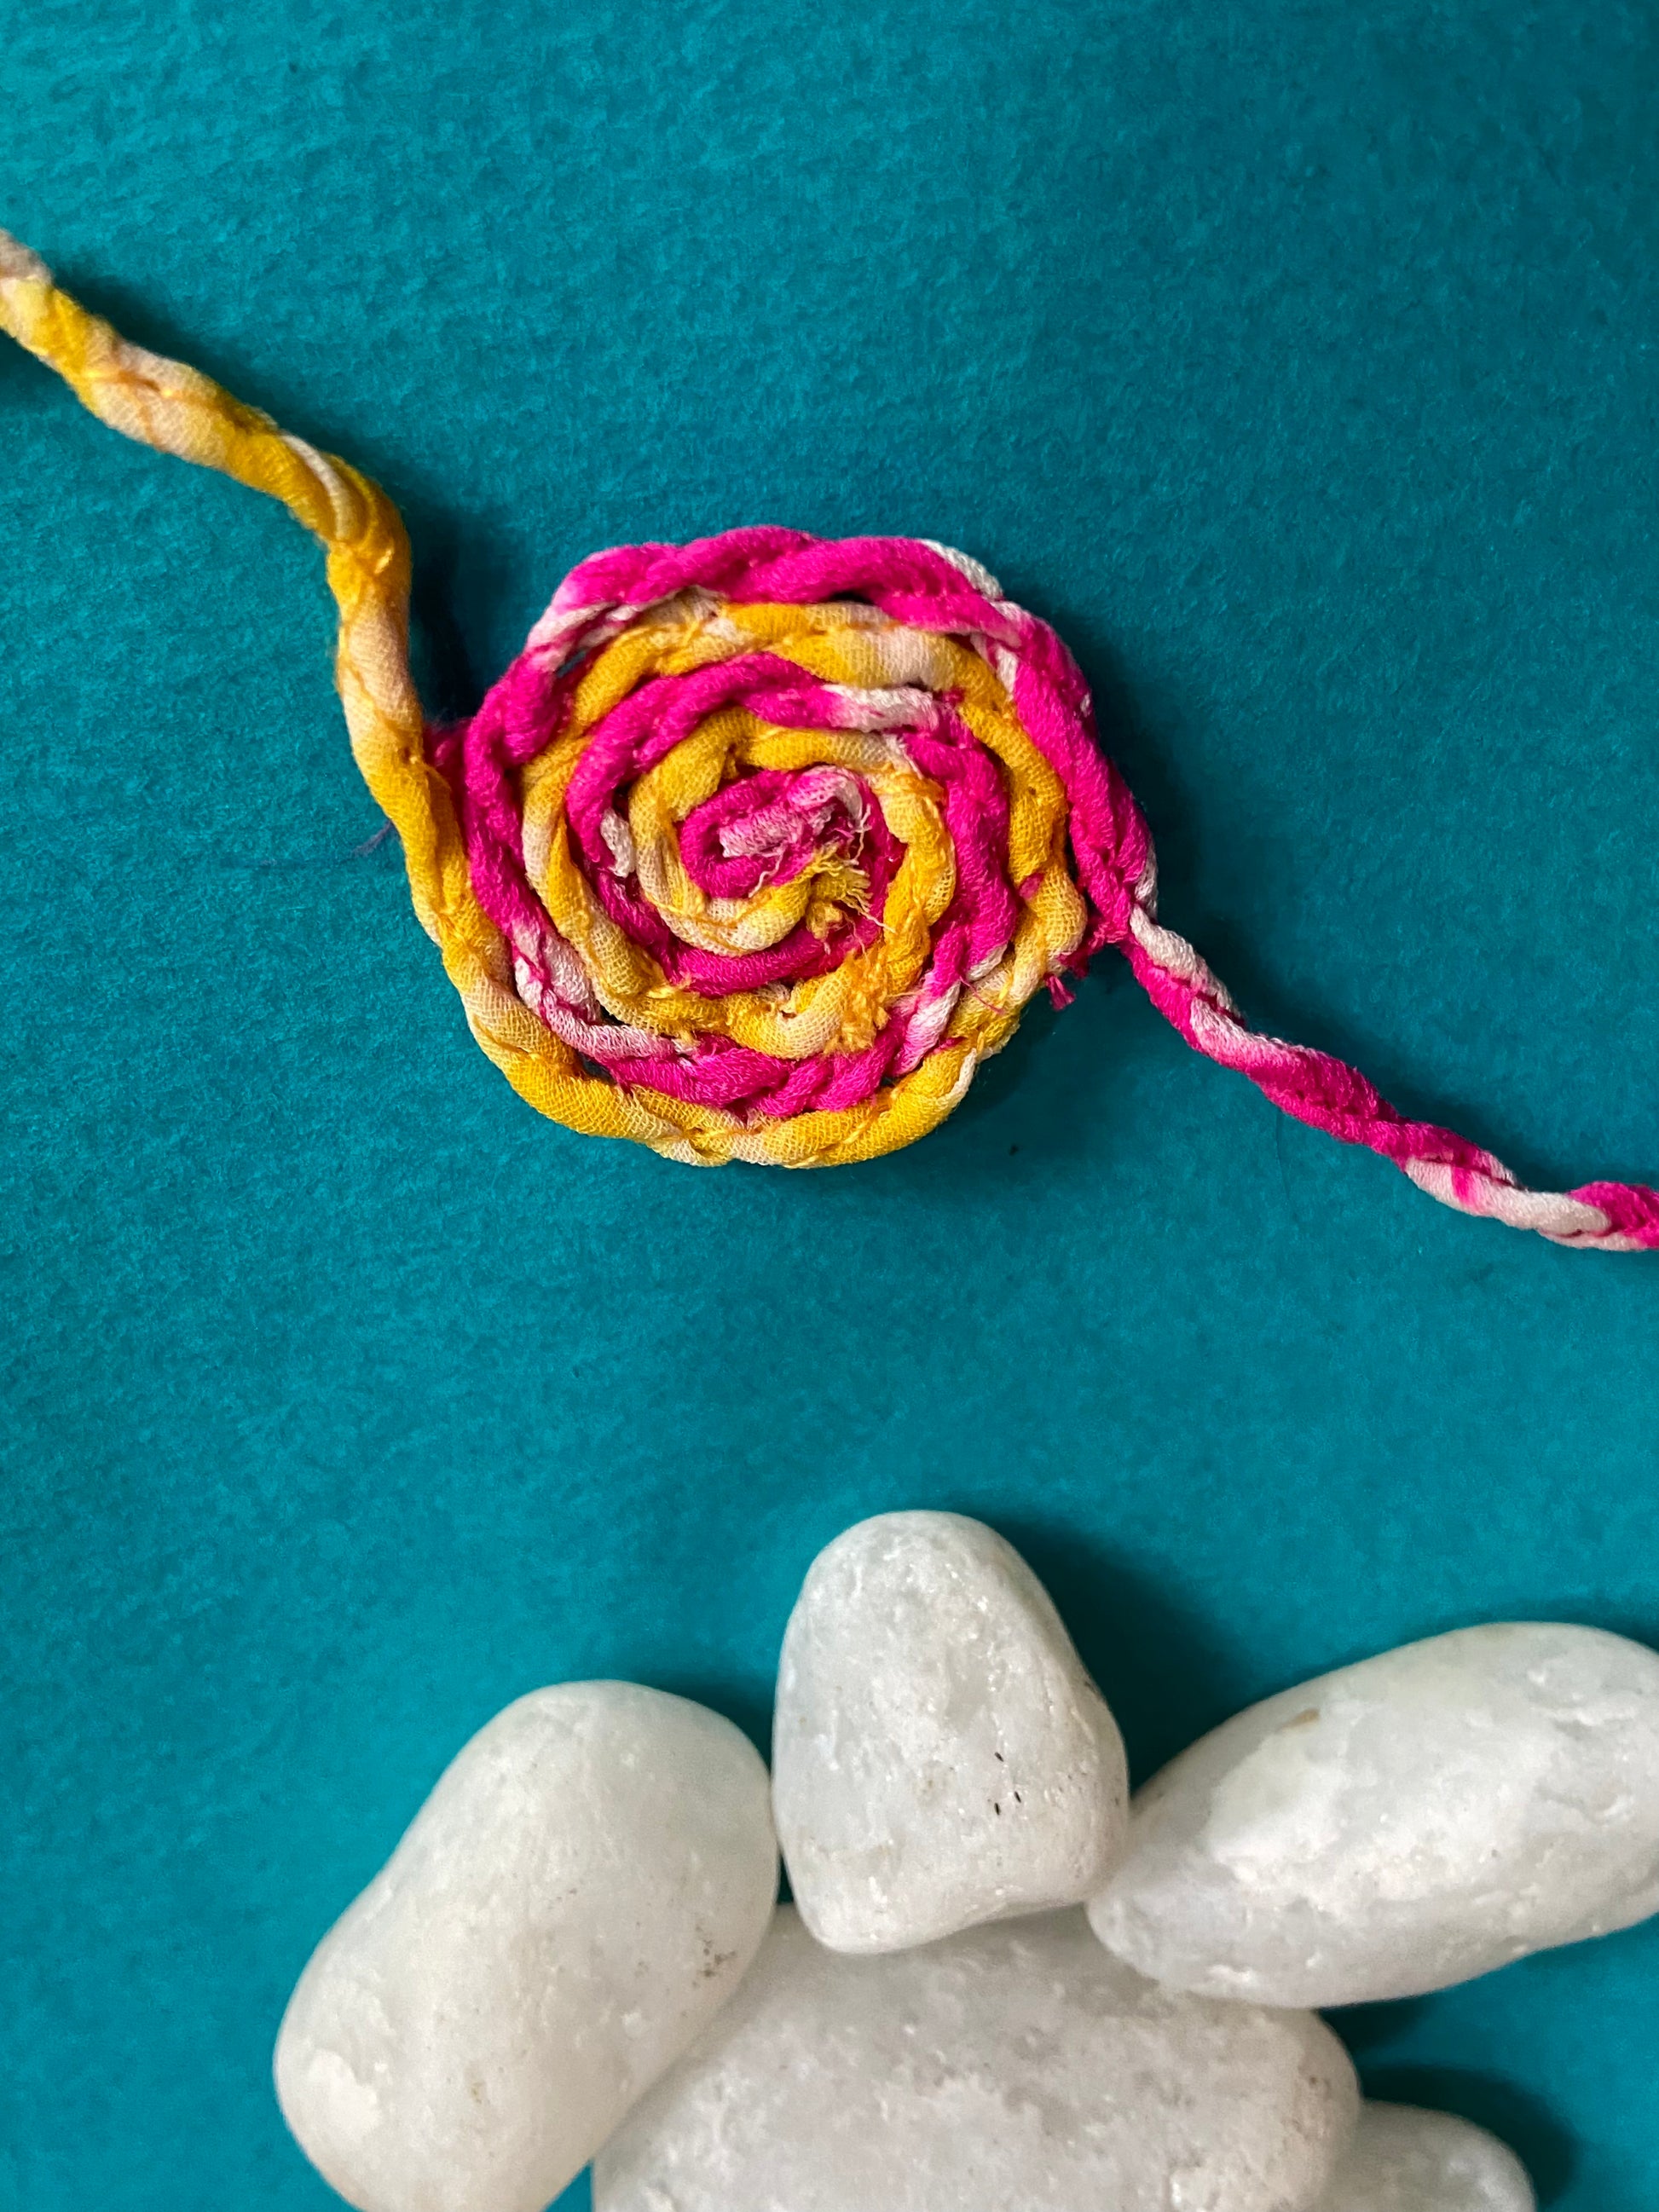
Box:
[4,234,1655,1245]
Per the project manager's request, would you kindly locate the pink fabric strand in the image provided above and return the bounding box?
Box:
[462,527,1658,1245]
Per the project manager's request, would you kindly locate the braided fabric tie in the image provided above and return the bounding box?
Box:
[4,234,1656,1244]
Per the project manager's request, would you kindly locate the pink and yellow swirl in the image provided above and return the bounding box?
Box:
[434,529,1136,1164]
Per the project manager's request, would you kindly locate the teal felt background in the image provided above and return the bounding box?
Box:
[3,1,1657,2205]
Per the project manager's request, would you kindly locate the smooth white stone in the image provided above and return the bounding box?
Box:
[772,1511,1128,1952]
[1090,1622,1659,2007]
[1312,2105,1535,2211]
[593,1905,1359,2212]
[275,1684,777,2212]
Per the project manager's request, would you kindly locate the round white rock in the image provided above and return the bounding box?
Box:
[1311,2105,1535,2211]
[1090,1622,1659,2006]
[275,1683,778,2212]
[593,1905,1360,2212]
[772,1511,1128,1952]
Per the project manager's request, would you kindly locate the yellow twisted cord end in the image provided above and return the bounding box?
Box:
[0,231,468,950]
[0,229,425,795]
[0,230,690,1151]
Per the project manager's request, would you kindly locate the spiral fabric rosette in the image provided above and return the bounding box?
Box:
[4,231,1657,1245]
[434,530,1136,1166]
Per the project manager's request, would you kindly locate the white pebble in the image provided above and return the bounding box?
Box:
[1090,1622,1659,2006]
[772,1511,1128,1952]
[1312,2105,1535,2210]
[594,1905,1359,2212]
[275,1683,777,2212]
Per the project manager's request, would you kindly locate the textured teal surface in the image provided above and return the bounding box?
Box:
[3,3,1657,2207]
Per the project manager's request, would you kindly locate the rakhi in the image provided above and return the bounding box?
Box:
[4,230,1654,1247]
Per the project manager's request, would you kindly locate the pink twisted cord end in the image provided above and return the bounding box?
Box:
[1119,892,1659,1251]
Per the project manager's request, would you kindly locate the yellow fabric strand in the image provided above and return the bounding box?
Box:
[0,233,685,1155]
[0,233,1074,1167]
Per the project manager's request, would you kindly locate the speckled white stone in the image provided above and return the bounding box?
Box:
[274,1684,777,2212]
[1090,1623,1659,2007]
[1312,2105,1535,2211]
[593,1906,1359,2212]
[772,1512,1128,1952]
